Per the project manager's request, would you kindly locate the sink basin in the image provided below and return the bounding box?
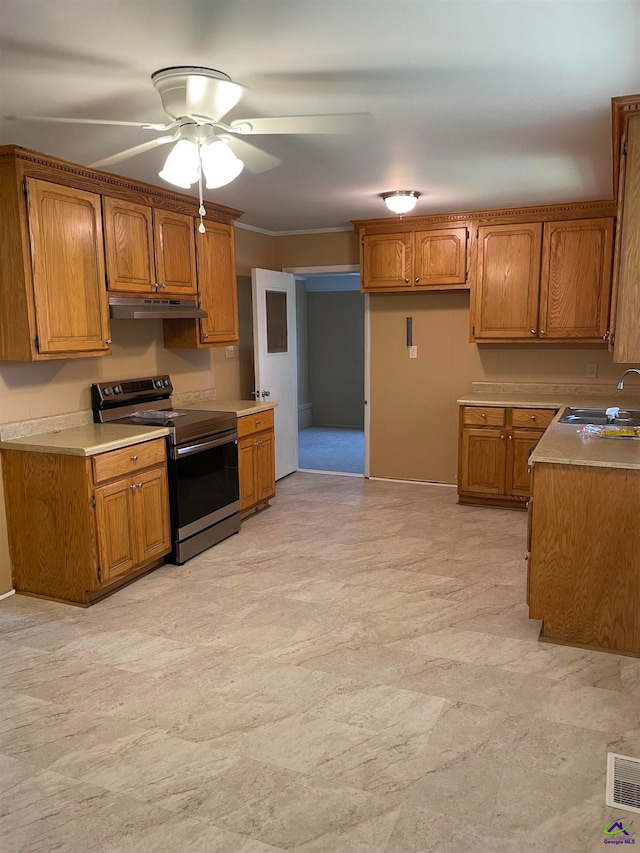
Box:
[559,407,640,426]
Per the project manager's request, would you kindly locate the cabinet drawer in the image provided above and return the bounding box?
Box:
[92,438,166,484]
[511,408,557,428]
[462,406,505,426]
[237,409,274,438]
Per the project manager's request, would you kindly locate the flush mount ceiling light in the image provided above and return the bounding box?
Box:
[381,190,421,216]
[158,121,244,231]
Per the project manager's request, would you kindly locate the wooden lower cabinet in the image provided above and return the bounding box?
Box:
[95,465,170,584]
[458,405,556,509]
[528,462,640,655]
[237,409,276,514]
[1,437,170,605]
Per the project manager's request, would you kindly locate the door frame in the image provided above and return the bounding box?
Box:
[282,264,369,478]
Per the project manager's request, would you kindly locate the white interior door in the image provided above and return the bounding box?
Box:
[252,268,298,480]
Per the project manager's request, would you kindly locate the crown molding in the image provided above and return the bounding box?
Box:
[235,221,354,237]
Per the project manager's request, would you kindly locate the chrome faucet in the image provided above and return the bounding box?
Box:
[617,368,640,390]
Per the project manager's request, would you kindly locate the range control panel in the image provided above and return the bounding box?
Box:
[92,375,173,409]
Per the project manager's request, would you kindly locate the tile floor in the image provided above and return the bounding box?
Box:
[1,472,639,852]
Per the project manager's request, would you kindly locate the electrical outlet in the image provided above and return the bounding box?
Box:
[225,346,235,359]
[409,345,418,358]
[585,362,598,379]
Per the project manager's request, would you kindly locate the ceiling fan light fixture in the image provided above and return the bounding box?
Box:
[201,140,244,189]
[159,138,200,188]
[381,190,421,216]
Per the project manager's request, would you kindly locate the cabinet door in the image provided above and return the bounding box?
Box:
[103,197,156,293]
[94,479,137,582]
[506,428,544,498]
[26,179,110,354]
[539,218,613,340]
[362,233,412,290]
[197,221,239,345]
[460,427,506,495]
[255,432,276,503]
[612,113,640,362]
[154,210,197,295]
[473,223,542,339]
[414,227,468,287]
[132,467,171,564]
[238,436,257,511]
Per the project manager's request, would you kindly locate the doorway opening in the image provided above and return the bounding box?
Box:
[294,272,365,476]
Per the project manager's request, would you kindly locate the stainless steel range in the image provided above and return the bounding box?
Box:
[92,375,240,564]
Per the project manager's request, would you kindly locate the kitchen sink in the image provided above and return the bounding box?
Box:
[559,407,640,426]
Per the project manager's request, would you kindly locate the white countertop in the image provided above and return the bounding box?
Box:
[0,424,170,456]
[190,399,277,417]
[458,391,640,409]
[529,417,640,470]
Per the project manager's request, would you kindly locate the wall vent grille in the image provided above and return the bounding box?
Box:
[606,753,640,814]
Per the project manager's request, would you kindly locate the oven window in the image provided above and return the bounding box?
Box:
[171,439,239,532]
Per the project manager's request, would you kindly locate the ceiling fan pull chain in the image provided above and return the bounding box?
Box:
[197,145,206,234]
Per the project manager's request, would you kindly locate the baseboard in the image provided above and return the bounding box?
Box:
[0,588,16,601]
[298,402,313,430]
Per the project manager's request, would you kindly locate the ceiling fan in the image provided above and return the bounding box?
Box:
[8,65,371,187]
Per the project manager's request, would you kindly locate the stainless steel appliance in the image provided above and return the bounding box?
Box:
[92,375,240,564]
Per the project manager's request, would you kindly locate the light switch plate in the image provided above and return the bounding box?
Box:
[585,362,598,378]
[225,346,235,359]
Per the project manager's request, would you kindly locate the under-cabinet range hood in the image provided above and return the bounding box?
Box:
[108,297,208,320]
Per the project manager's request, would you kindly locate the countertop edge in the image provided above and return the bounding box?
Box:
[0,425,170,456]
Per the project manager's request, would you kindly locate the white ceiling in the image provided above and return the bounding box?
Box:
[1,0,639,233]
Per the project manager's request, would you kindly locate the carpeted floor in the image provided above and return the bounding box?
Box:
[298,426,364,474]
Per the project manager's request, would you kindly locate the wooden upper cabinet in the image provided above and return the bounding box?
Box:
[154,209,197,296]
[473,223,542,339]
[361,227,469,292]
[611,110,640,363]
[26,178,110,355]
[104,201,197,297]
[197,221,239,345]
[362,232,412,289]
[414,227,468,287]
[103,197,155,293]
[162,219,239,349]
[539,218,613,340]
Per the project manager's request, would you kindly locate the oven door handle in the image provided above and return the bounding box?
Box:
[171,431,238,459]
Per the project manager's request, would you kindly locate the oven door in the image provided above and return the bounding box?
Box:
[168,428,240,540]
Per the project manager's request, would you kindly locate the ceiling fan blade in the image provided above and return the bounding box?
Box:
[229,113,372,135]
[6,115,174,131]
[220,135,283,174]
[89,133,179,169]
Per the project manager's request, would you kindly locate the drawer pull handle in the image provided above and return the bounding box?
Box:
[530,416,536,421]
[481,413,486,419]
[131,483,137,490]
[530,329,536,335]
[500,434,505,440]
[131,455,139,461]
[255,419,261,425]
